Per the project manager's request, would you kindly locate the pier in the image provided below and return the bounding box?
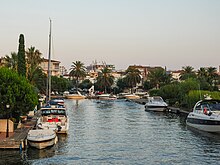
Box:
[0,115,38,149]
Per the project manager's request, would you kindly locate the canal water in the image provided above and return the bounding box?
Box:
[1,99,220,165]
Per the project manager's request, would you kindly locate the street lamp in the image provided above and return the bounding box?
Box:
[6,104,10,138]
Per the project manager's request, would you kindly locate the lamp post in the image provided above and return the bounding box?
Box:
[6,104,10,138]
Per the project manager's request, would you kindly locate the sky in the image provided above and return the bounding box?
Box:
[1,0,220,71]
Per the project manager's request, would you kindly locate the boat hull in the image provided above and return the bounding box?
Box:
[124,95,140,100]
[186,116,220,133]
[65,95,86,99]
[28,136,58,149]
[27,130,58,149]
[98,94,117,100]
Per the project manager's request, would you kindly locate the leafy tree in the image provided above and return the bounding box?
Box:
[51,76,69,93]
[180,66,196,80]
[116,78,127,92]
[26,46,43,84]
[96,67,114,93]
[0,67,38,121]
[17,34,26,77]
[79,79,93,90]
[155,78,199,108]
[124,67,141,93]
[32,67,47,94]
[143,80,154,91]
[69,61,86,91]
[4,52,18,71]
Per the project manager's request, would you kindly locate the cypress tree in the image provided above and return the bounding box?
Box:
[17,34,26,77]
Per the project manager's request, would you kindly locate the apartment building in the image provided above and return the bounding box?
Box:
[40,58,60,77]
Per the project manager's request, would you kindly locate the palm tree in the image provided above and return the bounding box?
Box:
[206,67,218,86]
[197,67,207,79]
[180,66,196,80]
[26,46,43,84]
[4,52,18,71]
[69,61,86,91]
[96,67,114,93]
[124,67,141,93]
[148,68,170,89]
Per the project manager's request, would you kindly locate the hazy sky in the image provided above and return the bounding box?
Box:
[1,0,220,71]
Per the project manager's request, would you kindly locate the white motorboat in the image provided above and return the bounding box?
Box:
[27,129,58,149]
[65,91,86,99]
[97,94,117,100]
[124,94,140,100]
[145,96,168,112]
[186,98,220,133]
[50,98,65,105]
[37,104,69,134]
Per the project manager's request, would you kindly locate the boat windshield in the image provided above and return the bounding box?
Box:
[41,109,66,115]
[196,100,220,112]
[148,97,163,102]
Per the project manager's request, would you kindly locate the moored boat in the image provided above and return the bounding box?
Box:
[37,104,69,134]
[124,94,140,100]
[186,98,220,133]
[65,91,86,99]
[144,96,168,112]
[27,129,58,149]
[97,94,117,100]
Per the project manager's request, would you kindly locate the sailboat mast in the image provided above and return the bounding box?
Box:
[47,19,52,102]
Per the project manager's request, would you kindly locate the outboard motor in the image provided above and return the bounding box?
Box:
[57,125,62,132]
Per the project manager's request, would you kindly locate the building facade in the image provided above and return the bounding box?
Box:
[40,58,61,77]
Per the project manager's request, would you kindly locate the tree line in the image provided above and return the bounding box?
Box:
[1,34,220,121]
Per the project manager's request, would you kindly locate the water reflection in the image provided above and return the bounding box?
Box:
[0,150,27,165]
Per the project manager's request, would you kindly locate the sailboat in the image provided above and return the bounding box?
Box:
[37,19,69,134]
[27,19,59,149]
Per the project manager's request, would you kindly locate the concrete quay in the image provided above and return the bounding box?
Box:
[0,115,38,149]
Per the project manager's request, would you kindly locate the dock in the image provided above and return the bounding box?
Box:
[130,98,147,105]
[0,115,38,149]
[167,106,190,115]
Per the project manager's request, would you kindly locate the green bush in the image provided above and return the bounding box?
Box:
[149,89,160,96]
[186,90,220,109]
[157,83,180,105]
[0,67,38,121]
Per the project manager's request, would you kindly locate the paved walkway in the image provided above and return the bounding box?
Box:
[0,132,14,141]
